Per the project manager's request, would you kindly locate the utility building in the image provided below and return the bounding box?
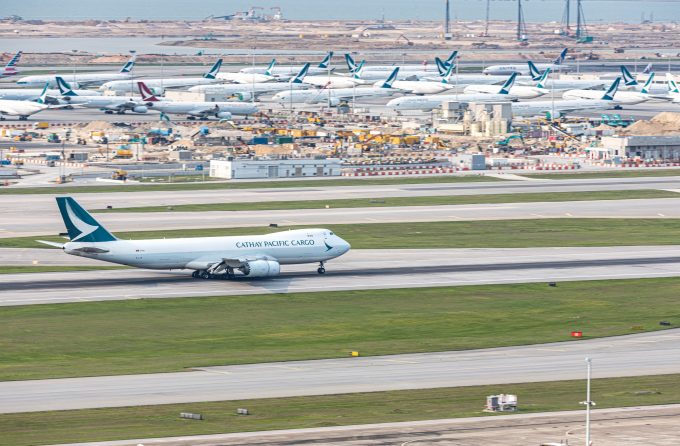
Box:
[597,136,680,161]
[210,158,342,179]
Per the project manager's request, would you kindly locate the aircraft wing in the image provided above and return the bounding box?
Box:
[188,106,219,116]
[186,254,277,270]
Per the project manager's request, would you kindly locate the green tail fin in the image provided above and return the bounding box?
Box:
[56,197,117,242]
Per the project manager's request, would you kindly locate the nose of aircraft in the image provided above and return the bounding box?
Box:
[337,237,351,254]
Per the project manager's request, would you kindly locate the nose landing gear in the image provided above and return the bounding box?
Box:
[317,262,326,274]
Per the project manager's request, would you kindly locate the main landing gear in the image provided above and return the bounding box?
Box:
[317,262,326,275]
[192,267,235,280]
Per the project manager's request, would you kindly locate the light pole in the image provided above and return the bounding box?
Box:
[580,357,595,446]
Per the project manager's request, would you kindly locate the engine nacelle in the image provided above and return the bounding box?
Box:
[215,111,233,120]
[239,260,280,278]
[325,97,341,107]
[234,92,253,102]
[132,105,148,114]
[545,111,563,120]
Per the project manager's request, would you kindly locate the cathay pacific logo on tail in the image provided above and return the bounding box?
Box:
[56,76,77,96]
[120,55,136,73]
[499,73,517,94]
[602,77,621,100]
[292,63,310,83]
[528,61,542,81]
[620,66,638,86]
[641,72,655,94]
[381,67,399,88]
[318,51,333,69]
[56,197,117,243]
[345,53,359,73]
[264,59,276,76]
[204,59,223,79]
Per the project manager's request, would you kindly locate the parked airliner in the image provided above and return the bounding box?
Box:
[18,55,136,87]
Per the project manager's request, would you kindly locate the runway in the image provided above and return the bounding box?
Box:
[4,246,680,306]
[3,196,680,237]
[2,329,679,413]
[48,405,680,446]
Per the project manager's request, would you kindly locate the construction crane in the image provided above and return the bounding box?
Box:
[575,0,593,42]
[482,0,491,37]
[396,34,414,47]
[444,0,452,40]
[560,0,571,36]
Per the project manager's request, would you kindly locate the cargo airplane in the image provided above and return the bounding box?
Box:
[40,197,351,279]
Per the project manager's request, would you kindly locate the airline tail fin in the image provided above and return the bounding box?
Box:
[36,83,49,104]
[292,63,310,83]
[444,50,458,67]
[56,76,77,96]
[642,63,653,75]
[553,48,568,65]
[352,60,365,79]
[536,67,551,88]
[620,66,638,86]
[498,73,517,95]
[380,68,400,89]
[667,73,680,94]
[435,57,449,76]
[318,51,333,69]
[203,58,223,79]
[528,61,542,81]
[345,53,358,73]
[3,50,22,75]
[264,59,276,76]
[602,77,621,100]
[119,54,136,74]
[56,197,117,243]
[641,72,655,94]
[137,81,160,102]
[440,64,454,84]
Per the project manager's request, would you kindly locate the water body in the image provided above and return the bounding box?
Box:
[6,0,680,22]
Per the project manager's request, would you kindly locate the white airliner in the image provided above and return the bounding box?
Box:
[344,52,453,75]
[0,86,100,101]
[240,52,333,77]
[1,51,22,77]
[0,84,66,120]
[100,59,223,94]
[387,74,519,111]
[483,49,569,75]
[519,61,605,90]
[378,66,455,95]
[17,55,136,87]
[56,77,149,114]
[138,82,258,119]
[272,68,400,105]
[562,74,652,104]
[512,77,621,118]
[217,62,275,84]
[40,197,351,279]
[189,63,311,100]
[464,72,546,99]
[666,74,680,103]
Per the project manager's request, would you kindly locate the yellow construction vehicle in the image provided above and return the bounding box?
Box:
[111,170,128,181]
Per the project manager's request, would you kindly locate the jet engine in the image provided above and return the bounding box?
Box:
[215,111,233,120]
[545,111,563,120]
[238,260,280,277]
[234,92,253,101]
[132,105,148,114]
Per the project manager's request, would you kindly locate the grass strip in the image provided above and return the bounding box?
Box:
[2,374,679,446]
[93,189,679,213]
[0,278,678,381]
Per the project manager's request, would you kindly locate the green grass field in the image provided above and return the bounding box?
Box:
[0,175,503,195]
[93,189,678,213]
[1,278,678,381]
[0,265,127,274]
[2,374,679,446]
[6,218,680,250]
[529,169,680,179]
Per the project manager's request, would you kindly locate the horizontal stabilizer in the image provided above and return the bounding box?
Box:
[36,240,64,249]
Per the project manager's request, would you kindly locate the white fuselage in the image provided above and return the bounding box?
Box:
[387,93,517,111]
[379,80,452,95]
[464,84,546,99]
[562,89,648,104]
[146,100,258,116]
[302,75,362,89]
[100,77,218,93]
[64,229,350,271]
[240,66,329,76]
[189,82,309,95]
[60,95,147,112]
[272,87,394,104]
[483,63,570,76]
[0,99,49,117]
[217,72,274,84]
[0,88,100,100]
[18,72,132,88]
[511,99,614,117]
